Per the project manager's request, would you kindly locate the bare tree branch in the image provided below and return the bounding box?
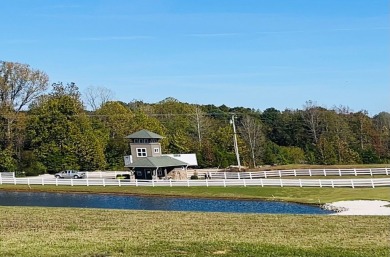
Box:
[84,86,114,111]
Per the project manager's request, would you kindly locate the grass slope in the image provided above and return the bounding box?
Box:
[0,207,388,257]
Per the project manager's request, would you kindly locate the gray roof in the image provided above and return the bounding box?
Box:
[125,129,164,139]
[125,156,188,168]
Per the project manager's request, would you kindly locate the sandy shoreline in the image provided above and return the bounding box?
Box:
[325,200,390,215]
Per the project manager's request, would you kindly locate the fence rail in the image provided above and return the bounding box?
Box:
[188,168,390,179]
[80,168,389,179]
[0,177,389,188]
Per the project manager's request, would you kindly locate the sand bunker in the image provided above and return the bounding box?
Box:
[325,200,390,215]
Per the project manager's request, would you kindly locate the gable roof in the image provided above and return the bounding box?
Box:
[125,156,188,168]
[125,129,164,139]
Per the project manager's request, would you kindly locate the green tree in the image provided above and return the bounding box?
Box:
[0,61,48,170]
[373,112,390,162]
[152,97,198,153]
[27,84,106,172]
[94,101,133,169]
[209,125,237,168]
[0,147,17,172]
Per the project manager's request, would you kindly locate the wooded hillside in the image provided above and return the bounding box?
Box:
[1,61,389,174]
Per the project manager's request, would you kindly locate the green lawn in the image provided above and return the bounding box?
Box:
[253,164,390,171]
[1,184,389,203]
[0,206,388,257]
[272,174,389,179]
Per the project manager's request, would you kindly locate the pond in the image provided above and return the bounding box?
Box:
[0,191,333,214]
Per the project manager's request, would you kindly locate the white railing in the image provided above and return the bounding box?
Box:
[5,168,388,180]
[84,171,131,178]
[0,172,15,178]
[188,168,390,179]
[0,177,389,188]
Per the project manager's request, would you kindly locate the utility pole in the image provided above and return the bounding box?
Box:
[195,105,202,148]
[230,114,241,171]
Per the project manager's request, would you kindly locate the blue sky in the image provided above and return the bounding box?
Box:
[2,0,389,114]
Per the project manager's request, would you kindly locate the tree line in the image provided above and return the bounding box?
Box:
[1,61,389,175]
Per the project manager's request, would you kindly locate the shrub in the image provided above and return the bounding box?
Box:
[24,161,47,176]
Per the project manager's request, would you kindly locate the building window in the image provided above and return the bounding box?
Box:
[136,148,147,157]
[154,148,160,153]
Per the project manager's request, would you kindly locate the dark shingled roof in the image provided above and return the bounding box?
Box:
[125,129,164,139]
[125,156,188,168]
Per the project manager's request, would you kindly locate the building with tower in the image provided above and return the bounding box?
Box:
[124,129,197,180]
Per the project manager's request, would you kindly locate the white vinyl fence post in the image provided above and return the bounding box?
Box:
[278,170,281,177]
[169,179,172,187]
[260,178,263,187]
[223,180,226,187]
[299,179,302,187]
[386,168,389,176]
[42,178,44,186]
[71,179,73,186]
[86,179,89,187]
[264,171,267,178]
[249,172,252,179]
[28,178,30,187]
[338,169,341,176]
[371,179,375,188]
[102,179,105,187]
[370,169,373,176]
[135,179,138,187]
[55,178,58,186]
[206,179,209,187]
[354,168,357,176]
[293,169,297,176]
[319,179,322,188]
[280,178,283,187]
[14,177,16,185]
[309,169,312,176]
[243,179,246,187]
[331,180,334,188]
[351,179,354,188]
[323,169,326,176]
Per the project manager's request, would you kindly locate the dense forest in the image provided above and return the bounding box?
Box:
[1,61,389,175]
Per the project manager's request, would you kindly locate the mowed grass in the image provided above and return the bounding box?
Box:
[0,207,389,257]
[253,164,390,171]
[276,174,390,179]
[1,184,390,204]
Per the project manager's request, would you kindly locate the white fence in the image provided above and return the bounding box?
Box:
[3,168,387,180]
[0,172,15,178]
[0,168,389,188]
[72,168,390,180]
[188,168,390,179]
[0,177,389,188]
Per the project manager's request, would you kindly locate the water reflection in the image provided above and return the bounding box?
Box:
[0,191,332,214]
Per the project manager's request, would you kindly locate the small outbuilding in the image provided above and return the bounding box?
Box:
[124,129,197,180]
